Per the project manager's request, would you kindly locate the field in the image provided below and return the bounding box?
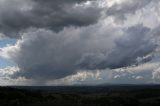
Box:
[1,85,160,106]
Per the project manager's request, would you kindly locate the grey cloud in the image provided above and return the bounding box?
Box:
[10,24,119,81]
[7,24,157,82]
[0,0,101,37]
[106,25,156,68]
[106,0,152,22]
[48,62,160,85]
[78,25,157,69]
[152,67,160,82]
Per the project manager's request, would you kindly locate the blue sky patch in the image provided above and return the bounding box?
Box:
[0,38,16,47]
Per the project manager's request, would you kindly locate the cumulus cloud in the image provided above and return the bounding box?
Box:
[152,67,160,82]
[111,62,160,84]
[0,23,157,84]
[0,66,19,76]
[106,0,158,23]
[2,20,121,81]
[99,24,156,68]
[45,61,160,85]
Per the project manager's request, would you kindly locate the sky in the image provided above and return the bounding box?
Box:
[0,0,160,85]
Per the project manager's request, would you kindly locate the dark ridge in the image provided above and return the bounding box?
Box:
[1,85,160,106]
[10,84,160,93]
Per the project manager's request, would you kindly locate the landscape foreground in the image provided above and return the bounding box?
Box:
[1,85,160,106]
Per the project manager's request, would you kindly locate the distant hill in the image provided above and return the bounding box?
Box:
[1,85,160,106]
[11,84,160,92]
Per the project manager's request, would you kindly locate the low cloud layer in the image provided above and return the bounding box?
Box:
[0,0,160,85]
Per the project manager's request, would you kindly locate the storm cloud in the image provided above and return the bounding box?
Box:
[2,24,157,82]
[0,0,102,37]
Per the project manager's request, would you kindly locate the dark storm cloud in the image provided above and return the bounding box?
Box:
[8,24,157,81]
[106,25,156,68]
[0,0,101,37]
[78,25,157,69]
[10,25,116,80]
